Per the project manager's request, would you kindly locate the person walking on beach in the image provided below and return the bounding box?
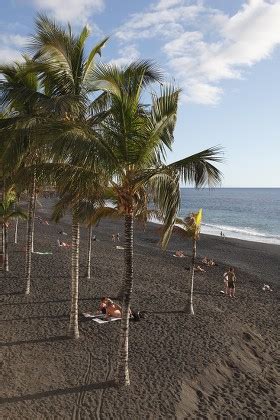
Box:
[112,234,116,242]
[225,267,236,297]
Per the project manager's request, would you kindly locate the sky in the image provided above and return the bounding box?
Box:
[1,0,280,187]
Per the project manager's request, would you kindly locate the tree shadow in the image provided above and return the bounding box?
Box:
[0,314,68,322]
[147,310,186,315]
[1,380,116,404]
[0,335,71,348]
[0,290,24,296]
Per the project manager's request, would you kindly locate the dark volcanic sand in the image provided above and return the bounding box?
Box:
[1,199,280,419]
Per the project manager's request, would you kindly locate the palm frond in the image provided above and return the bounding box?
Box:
[168,146,223,187]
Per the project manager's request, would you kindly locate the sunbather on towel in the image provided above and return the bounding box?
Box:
[105,299,122,319]
[97,297,109,314]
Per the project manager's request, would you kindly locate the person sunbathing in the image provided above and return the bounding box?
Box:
[194,265,206,272]
[105,299,122,319]
[57,239,71,248]
[97,297,108,314]
[175,250,185,257]
[202,257,216,266]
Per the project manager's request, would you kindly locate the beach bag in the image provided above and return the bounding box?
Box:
[131,310,146,321]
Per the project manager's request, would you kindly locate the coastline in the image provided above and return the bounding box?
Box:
[1,204,279,418]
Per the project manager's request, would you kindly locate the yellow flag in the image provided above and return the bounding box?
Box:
[194,208,203,227]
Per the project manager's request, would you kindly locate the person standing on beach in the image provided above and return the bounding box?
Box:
[112,234,116,242]
[225,267,236,297]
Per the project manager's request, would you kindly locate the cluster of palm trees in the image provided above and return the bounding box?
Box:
[0,15,222,386]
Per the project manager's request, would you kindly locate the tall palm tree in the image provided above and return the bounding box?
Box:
[50,186,108,338]
[176,209,203,315]
[0,14,109,295]
[0,59,46,293]
[85,62,223,386]
[0,189,27,271]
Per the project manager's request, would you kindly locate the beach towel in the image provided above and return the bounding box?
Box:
[82,313,121,323]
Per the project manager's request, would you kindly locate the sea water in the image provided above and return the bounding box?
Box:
[179,188,280,245]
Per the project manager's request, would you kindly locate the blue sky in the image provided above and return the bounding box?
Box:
[1,0,280,187]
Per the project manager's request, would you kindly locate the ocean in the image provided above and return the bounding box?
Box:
[179,188,280,246]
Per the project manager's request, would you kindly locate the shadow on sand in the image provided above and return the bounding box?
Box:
[1,380,116,404]
[0,335,71,348]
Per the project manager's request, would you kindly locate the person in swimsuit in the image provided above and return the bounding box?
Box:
[105,299,122,319]
[98,297,108,314]
[225,267,236,297]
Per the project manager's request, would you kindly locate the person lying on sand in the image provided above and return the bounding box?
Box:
[105,299,122,319]
[175,250,185,257]
[202,257,217,266]
[97,297,108,314]
[194,265,206,272]
[57,239,71,248]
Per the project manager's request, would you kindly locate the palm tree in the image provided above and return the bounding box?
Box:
[14,17,222,383]
[0,189,27,271]
[176,209,203,315]
[84,62,223,386]
[50,185,108,339]
[0,58,46,293]
[0,14,109,295]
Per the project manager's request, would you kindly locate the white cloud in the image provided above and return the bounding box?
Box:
[31,0,105,23]
[115,4,203,41]
[109,45,140,67]
[0,33,28,48]
[0,47,22,63]
[0,33,28,63]
[116,0,280,105]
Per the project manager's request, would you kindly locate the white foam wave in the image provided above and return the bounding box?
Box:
[201,223,280,245]
[149,216,280,245]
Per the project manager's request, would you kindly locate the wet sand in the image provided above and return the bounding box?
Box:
[1,200,280,418]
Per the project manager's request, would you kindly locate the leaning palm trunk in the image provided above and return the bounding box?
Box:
[69,220,80,339]
[25,175,36,294]
[86,225,93,279]
[116,213,134,386]
[189,239,196,315]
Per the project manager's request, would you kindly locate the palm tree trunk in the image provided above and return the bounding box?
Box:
[86,225,92,279]
[3,223,9,272]
[31,192,37,253]
[14,197,20,244]
[189,239,196,315]
[69,220,80,339]
[14,218,19,244]
[116,213,134,386]
[25,175,36,295]
[1,223,4,257]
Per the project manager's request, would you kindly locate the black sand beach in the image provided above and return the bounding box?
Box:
[1,199,280,418]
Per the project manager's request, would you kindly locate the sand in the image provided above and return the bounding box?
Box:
[1,199,280,418]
